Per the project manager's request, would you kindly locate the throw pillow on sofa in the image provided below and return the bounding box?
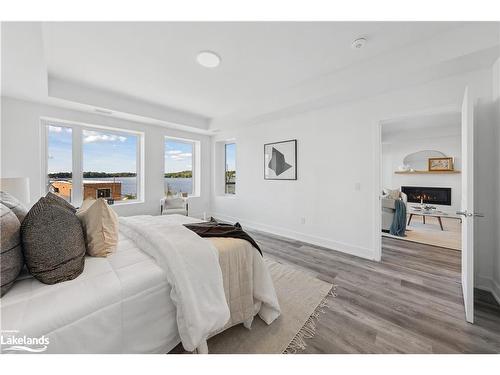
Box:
[21,196,85,284]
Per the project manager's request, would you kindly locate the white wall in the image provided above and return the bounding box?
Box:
[0,97,211,218]
[211,69,494,269]
[382,133,462,212]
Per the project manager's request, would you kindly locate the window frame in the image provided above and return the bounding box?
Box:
[41,118,145,207]
[224,143,236,195]
[164,136,199,197]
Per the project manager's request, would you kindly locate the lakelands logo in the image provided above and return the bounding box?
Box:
[1,330,49,353]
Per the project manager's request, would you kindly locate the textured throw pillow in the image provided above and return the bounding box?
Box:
[0,191,28,222]
[0,203,24,296]
[45,191,77,213]
[21,197,85,284]
[77,198,119,257]
[385,189,401,200]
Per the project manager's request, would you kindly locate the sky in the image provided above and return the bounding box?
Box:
[48,125,236,175]
[48,125,137,173]
[225,143,236,171]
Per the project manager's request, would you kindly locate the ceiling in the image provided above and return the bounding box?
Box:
[382,111,461,143]
[2,22,499,132]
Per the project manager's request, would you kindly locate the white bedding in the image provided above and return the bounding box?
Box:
[1,235,179,353]
[1,214,280,354]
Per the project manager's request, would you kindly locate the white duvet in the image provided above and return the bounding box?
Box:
[119,215,230,352]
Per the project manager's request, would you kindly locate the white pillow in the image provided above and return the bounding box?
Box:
[77,198,119,257]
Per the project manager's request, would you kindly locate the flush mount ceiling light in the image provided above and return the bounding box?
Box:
[351,37,367,50]
[196,51,221,68]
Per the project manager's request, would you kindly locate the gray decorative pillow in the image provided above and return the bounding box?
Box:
[21,197,85,284]
[45,191,76,213]
[1,203,24,297]
[0,191,28,222]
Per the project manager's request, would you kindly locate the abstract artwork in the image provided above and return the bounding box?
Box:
[264,139,297,180]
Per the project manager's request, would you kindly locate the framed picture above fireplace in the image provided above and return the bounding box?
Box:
[428,157,454,171]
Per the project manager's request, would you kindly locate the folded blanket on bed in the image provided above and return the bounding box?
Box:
[184,217,262,256]
[119,215,230,352]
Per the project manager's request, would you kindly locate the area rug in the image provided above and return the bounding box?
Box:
[207,259,335,354]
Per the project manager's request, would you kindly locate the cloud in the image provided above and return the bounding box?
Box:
[49,126,63,133]
[83,130,127,144]
[166,150,182,155]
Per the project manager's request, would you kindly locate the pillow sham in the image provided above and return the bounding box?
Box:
[77,198,119,257]
[0,203,24,296]
[21,197,85,284]
[0,191,28,222]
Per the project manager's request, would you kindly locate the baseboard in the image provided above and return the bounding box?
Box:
[476,275,500,305]
[211,212,376,261]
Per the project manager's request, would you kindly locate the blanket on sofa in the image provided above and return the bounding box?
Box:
[390,199,407,237]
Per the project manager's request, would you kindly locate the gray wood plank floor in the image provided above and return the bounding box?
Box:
[249,230,500,354]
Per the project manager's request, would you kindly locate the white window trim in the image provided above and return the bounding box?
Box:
[41,117,145,207]
[164,136,200,197]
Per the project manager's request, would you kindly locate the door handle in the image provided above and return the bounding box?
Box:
[456,210,484,217]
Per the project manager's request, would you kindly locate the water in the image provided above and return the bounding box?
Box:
[82,177,192,197]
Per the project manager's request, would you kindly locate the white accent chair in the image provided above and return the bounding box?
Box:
[381,190,407,232]
[160,196,188,216]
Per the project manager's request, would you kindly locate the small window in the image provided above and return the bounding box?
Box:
[165,138,194,196]
[47,125,73,202]
[225,143,236,194]
[96,188,111,199]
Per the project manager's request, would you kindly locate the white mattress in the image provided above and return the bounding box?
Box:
[1,233,180,353]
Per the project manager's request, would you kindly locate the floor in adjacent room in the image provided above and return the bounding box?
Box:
[382,214,461,251]
[251,230,500,353]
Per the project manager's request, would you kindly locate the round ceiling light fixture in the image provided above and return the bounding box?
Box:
[196,51,221,68]
[351,37,367,50]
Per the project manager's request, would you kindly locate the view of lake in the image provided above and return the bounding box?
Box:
[83,176,192,196]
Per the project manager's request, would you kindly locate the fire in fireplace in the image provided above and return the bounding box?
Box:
[401,186,452,206]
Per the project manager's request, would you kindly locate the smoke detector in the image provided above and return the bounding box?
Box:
[351,37,367,49]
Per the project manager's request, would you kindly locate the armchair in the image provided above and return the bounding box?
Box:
[160,196,188,216]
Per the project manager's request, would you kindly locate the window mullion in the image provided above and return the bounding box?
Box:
[72,127,83,207]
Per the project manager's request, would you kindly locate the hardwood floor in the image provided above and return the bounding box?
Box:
[249,230,500,354]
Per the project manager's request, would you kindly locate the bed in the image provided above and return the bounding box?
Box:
[1,214,280,353]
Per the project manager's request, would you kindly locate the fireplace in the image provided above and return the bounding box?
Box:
[401,186,452,206]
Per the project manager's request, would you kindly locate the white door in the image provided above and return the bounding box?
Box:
[459,86,474,323]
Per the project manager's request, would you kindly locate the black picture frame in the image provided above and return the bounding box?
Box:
[264,139,297,180]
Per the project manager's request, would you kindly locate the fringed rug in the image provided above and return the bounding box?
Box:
[207,258,335,354]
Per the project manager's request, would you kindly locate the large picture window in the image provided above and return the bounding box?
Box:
[44,120,142,206]
[164,138,194,196]
[83,129,138,201]
[225,143,236,194]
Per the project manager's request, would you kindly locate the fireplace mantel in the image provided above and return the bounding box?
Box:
[394,170,460,175]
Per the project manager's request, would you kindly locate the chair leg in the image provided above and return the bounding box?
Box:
[438,217,444,231]
[423,216,426,224]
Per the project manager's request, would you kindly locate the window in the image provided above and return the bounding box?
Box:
[44,120,143,206]
[83,129,138,202]
[47,125,73,202]
[164,138,194,196]
[225,143,236,194]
